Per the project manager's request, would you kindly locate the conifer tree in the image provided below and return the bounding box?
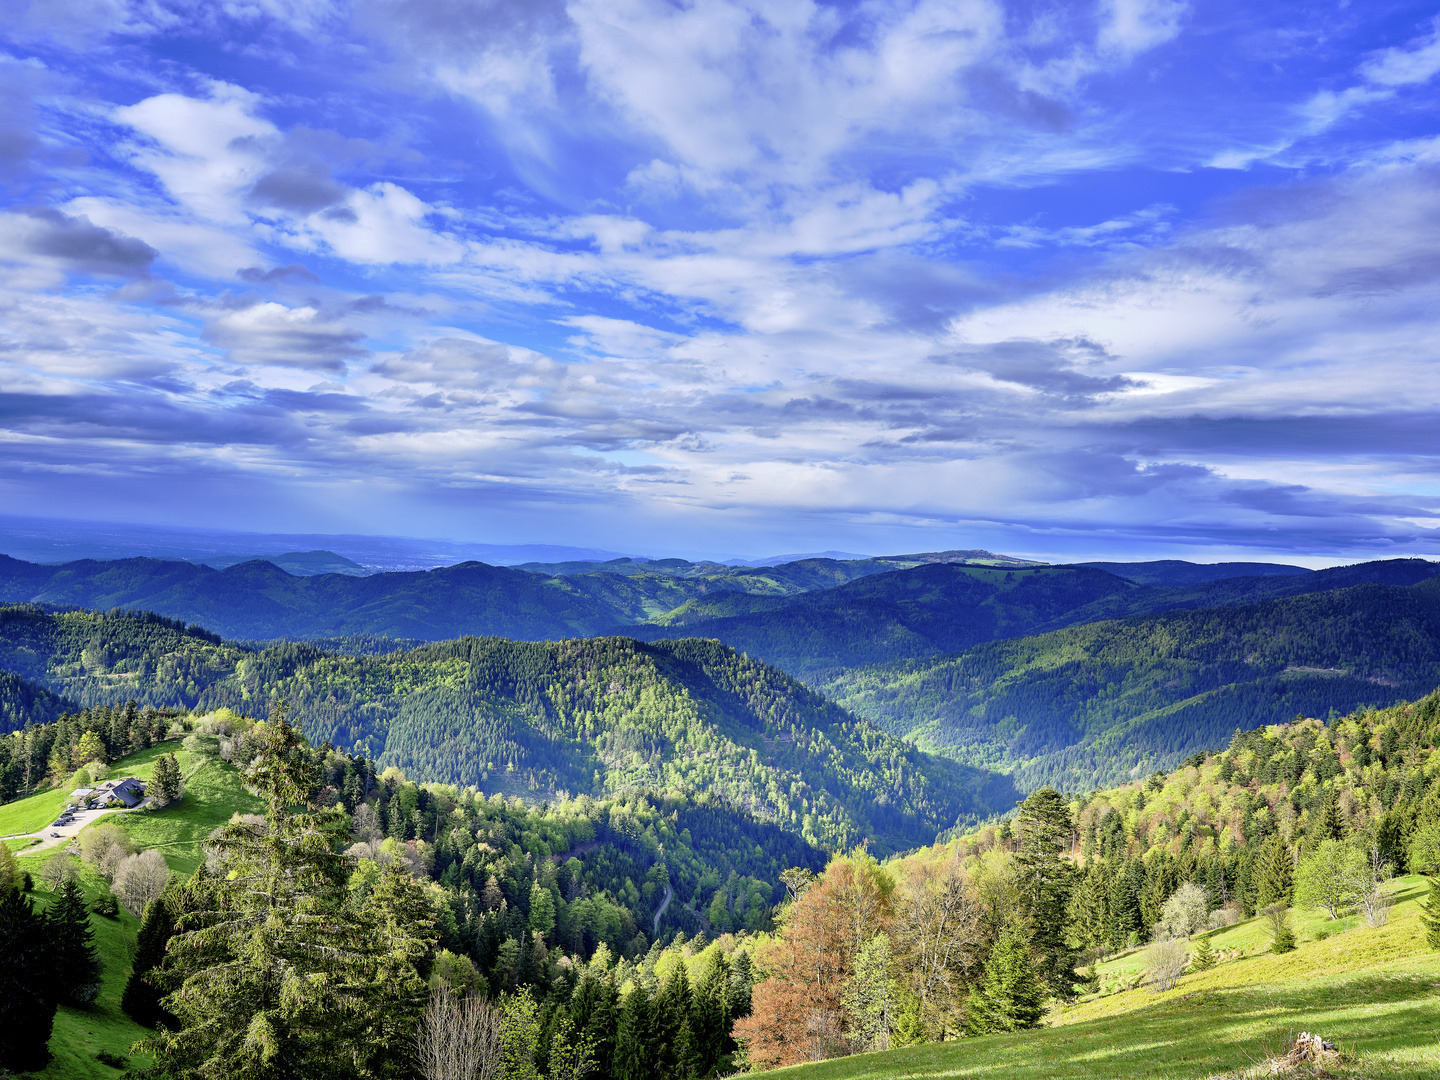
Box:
[151,753,183,806]
[1422,878,1440,951]
[1106,862,1141,951]
[965,924,1046,1034]
[47,877,103,1005]
[1254,837,1293,910]
[0,883,57,1072]
[121,892,178,1028]
[1190,934,1216,971]
[137,710,422,1080]
[653,966,692,1080]
[615,984,654,1080]
[1316,786,1344,842]
[691,950,731,1074]
[1014,787,1077,995]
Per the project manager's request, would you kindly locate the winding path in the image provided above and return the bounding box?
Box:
[653,882,672,936]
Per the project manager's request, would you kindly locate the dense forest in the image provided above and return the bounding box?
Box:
[821,577,1440,791]
[0,608,1008,851]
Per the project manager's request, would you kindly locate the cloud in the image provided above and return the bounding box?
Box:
[238,263,321,284]
[1360,17,1440,87]
[0,208,157,277]
[203,303,367,372]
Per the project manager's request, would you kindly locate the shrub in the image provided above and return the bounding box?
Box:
[91,893,119,918]
[96,1049,128,1068]
[1156,882,1209,938]
[1146,935,1188,992]
[1263,904,1297,954]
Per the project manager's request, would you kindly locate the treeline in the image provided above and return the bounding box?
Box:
[735,690,1440,1070]
[0,697,175,800]
[823,577,1440,792]
[0,608,1004,851]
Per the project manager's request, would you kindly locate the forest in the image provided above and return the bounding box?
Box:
[4,684,1438,1077]
[0,612,1008,852]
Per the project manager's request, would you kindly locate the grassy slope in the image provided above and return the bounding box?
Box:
[0,786,69,835]
[8,741,262,1077]
[756,879,1440,1080]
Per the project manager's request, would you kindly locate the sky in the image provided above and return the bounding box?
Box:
[4,0,1440,564]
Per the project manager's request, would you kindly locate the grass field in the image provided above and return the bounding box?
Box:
[0,786,70,836]
[756,880,1440,1080]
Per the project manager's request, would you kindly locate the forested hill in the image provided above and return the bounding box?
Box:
[821,575,1440,794]
[0,605,1010,852]
[623,558,1440,678]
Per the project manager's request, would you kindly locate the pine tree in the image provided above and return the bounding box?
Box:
[1190,934,1216,971]
[0,883,58,1072]
[1316,786,1344,842]
[691,949,731,1074]
[47,878,103,1005]
[121,892,177,1028]
[653,966,691,1079]
[356,863,439,1078]
[615,983,654,1080]
[1013,787,1077,996]
[151,753,182,806]
[1106,861,1141,951]
[1254,837,1293,910]
[966,924,1046,1034]
[1068,862,1110,956]
[136,711,386,1079]
[1422,878,1440,951]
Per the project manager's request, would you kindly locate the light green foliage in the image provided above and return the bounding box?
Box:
[1409,823,1440,875]
[501,990,542,1080]
[841,932,898,1052]
[1295,839,1368,919]
[1263,905,1297,954]
[528,882,556,938]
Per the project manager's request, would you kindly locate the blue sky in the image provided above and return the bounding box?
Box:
[4,0,1440,563]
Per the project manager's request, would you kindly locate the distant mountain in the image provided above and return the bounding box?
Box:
[0,606,1013,851]
[198,550,369,576]
[0,555,630,641]
[628,557,1440,678]
[820,573,1440,793]
[1076,559,1311,586]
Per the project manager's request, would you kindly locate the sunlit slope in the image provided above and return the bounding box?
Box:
[754,882,1440,1080]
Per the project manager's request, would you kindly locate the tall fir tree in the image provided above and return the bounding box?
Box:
[1254,837,1294,910]
[615,984,655,1080]
[691,949,731,1075]
[1014,786,1077,996]
[1422,878,1440,951]
[137,711,413,1080]
[47,877,103,1005]
[1316,786,1345,842]
[965,924,1046,1034]
[121,891,178,1028]
[0,883,57,1072]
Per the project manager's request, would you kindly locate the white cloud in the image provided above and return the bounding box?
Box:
[1360,17,1440,87]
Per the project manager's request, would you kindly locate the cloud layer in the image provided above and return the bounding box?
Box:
[3,0,1440,560]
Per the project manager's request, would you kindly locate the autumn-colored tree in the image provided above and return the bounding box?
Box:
[733,857,855,1070]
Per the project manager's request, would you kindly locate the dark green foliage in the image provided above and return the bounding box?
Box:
[1190,934,1216,971]
[0,611,1005,851]
[615,984,655,1080]
[47,877,103,1006]
[966,924,1046,1034]
[823,571,1440,792]
[1255,838,1293,910]
[121,892,178,1028]
[152,751,182,804]
[1423,878,1440,951]
[1264,905,1297,954]
[1013,787,1077,996]
[0,882,57,1072]
[97,1048,129,1067]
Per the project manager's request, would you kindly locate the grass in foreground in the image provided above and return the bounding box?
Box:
[756,883,1440,1080]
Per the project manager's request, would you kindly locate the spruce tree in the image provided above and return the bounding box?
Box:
[1190,934,1216,971]
[615,984,655,1080]
[47,877,103,1005]
[137,711,419,1079]
[653,965,692,1078]
[966,924,1046,1034]
[691,949,731,1074]
[1316,786,1344,842]
[0,883,58,1072]
[1422,878,1440,951]
[121,892,177,1028]
[1014,787,1078,996]
[1254,837,1293,910]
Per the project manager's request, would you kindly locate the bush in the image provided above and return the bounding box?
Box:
[96,1049,128,1068]
[91,893,119,918]
[1146,935,1188,992]
[1156,882,1209,938]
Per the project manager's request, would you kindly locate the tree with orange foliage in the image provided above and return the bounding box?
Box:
[733,852,894,1069]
